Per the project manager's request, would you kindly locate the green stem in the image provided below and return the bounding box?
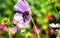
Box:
[31,17,40,38]
[37,34,40,38]
[54,5,60,17]
[8,28,12,38]
[31,17,35,26]
[48,0,60,17]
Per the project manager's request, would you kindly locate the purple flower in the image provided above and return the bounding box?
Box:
[14,0,32,28]
[9,26,18,34]
[33,26,41,34]
[10,0,32,34]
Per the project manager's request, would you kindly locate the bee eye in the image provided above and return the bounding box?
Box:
[24,11,29,16]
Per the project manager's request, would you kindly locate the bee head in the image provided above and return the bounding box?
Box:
[24,11,29,16]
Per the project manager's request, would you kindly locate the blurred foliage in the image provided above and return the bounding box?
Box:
[0,0,60,38]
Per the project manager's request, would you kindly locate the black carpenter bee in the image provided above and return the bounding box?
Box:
[22,11,29,22]
[17,11,29,22]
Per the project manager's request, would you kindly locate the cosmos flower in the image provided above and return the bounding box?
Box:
[0,24,8,32]
[9,26,18,34]
[13,0,32,28]
[50,28,55,34]
[46,13,54,21]
[10,0,32,34]
[33,26,41,34]
[49,23,60,28]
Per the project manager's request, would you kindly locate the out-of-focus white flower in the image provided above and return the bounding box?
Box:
[49,23,60,28]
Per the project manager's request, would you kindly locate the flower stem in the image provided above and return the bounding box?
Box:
[31,17,40,38]
[8,28,12,38]
[48,0,60,17]
[54,5,60,17]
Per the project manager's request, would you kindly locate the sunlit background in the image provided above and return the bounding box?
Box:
[0,0,60,38]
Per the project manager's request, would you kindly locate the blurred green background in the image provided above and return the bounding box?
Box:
[0,0,60,38]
